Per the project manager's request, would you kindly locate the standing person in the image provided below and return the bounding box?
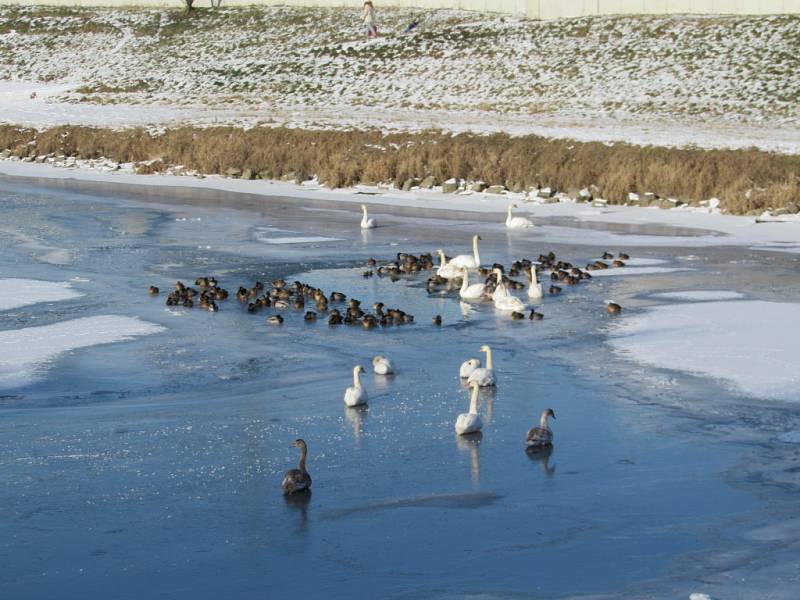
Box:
[363,1,377,38]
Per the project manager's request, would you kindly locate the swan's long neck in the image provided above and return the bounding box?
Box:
[468,385,479,414]
[532,267,539,286]
[484,347,493,370]
[438,250,446,268]
[540,411,550,429]
[472,236,481,265]
[506,206,513,225]
[460,269,470,292]
[298,443,307,472]
[361,206,368,225]
[353,367,362,387]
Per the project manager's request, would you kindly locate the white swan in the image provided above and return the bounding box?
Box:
[491,268,526,311]
[360,204,376,229]
[372,355,394,375]
[459,358,480,379]
[468,345,497,387]
[506,204,533,229]
[344,365,368,407]
[449,235,481,269]
[436,249,463,280]
[490,268,510,301]
[458,267,486,300]
[526,265,543,300]
[455,381,483,435]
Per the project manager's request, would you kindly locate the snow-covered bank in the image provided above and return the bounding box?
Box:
[0,315,165,388]
[1,7,798,153]
[0,278,83,310]
[3,159,800,252]
[609,300,800,403]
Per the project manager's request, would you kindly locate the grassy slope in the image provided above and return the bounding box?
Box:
[0,6,798,125]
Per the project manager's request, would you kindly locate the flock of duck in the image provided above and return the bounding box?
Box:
[149,204,631,495]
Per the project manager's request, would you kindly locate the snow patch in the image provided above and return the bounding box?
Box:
[0,278,83,311]
[654,291,744,301]
[609,301,800,402]
[0,315,165,388]
[590,267,692,277]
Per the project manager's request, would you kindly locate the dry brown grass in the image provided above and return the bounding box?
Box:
[1,125,798,214]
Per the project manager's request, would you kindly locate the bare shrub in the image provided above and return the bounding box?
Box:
[1,125,797,215]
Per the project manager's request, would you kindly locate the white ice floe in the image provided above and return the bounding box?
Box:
[0,278,83,311]
[689,594,712,600]
[256,235,343,245]
[609,301,800,402]
[0,315,165,388]
[654,291,745,301]
[589,267,692,277]
[617,257,667,266]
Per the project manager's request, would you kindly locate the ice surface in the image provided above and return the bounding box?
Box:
[0,315,165,388]
[589,267,693,277]
[654,291,745,301]
[3,161,800,254]
[777,431,800,444]
[609,301,800,402]
[0,278,83,310]
[0,179,797,600]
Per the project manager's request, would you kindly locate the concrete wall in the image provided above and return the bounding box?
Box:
[3,0,798,17]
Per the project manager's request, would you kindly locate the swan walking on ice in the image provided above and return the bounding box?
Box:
[459,358,481,379]
[344,365,368,407]
[458,266,486,300]
[456,381,484,435]
[449,235,482,269]
[436,249,463,280]
[526,409,556,449]
[468,345,497,387]
[525,264,543,300]
[372,355,394,375]
[360,204,377,229]
[282,439,312,494]
[505,205,533,229]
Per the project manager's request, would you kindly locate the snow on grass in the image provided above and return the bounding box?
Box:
[654,291,744,301]
[609,301,800,403]
[0,7,798,152]
[0,278,83,310]
[0,315,165,388]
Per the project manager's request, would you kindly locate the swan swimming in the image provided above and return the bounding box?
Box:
[344,365,368,407]
[525,265,543,299]
[360,204,377,229]
[505,204,533,229]
[282,438,312,494]
[455,381,483,435]
[459,357,481,379]
[458,266,486,300]
[526,408,556,448]
[491,268,526,311]
[468,345,497,387]
[491,268,511,301]
[436,249,463,280]
[372,355,394,375]
[449,235,481,269]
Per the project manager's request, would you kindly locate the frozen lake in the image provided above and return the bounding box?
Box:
[1,176,799,599]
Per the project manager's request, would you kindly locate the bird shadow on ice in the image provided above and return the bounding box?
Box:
[526,445,556,478]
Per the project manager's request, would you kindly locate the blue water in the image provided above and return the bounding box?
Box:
[0,178,795,599]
